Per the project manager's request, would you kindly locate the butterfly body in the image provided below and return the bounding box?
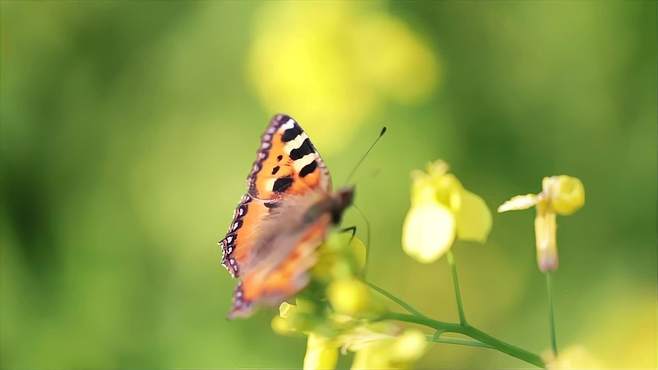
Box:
[218,114,353,318]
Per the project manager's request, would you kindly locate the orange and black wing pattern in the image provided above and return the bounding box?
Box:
[230,210,332,318]
[219,114,331,277]
[218,114,333,317]
[247,114,332,200]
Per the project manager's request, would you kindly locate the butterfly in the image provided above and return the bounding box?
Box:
[218,114,354,318]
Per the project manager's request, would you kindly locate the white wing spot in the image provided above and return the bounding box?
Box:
[265,178,277,192]
[293,153,318,172]
[280,118,295,132]
[284,132,309,154]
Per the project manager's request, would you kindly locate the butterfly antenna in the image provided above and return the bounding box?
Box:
[343,127,387,185]
[353,203,371,278]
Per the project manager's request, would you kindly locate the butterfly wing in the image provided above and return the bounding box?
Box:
[248,114,332,199]
[219,115,337,318]
[228,194,333,318]
[219,114,332,277]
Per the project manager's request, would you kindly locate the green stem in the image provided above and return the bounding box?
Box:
[370,252,545,368]
[447,250,467,325]
[383,312,546,368]
[380,311,460,332]
[426,335,494,349]
[545,272,558,357]
[366,281,426,317]
[460,324,545,368]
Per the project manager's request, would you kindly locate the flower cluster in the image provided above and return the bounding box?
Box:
[273,233,427,370]
[266,160,590,369]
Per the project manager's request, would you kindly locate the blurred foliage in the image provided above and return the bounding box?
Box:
[1,1,655,369]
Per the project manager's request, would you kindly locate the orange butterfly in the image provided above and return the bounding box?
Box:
[219,114,354,318]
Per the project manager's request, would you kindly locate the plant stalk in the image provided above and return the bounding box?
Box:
[366,281,426,317]
[447,250,467,325]
[426,335,494,349]
[382,312,546,368]
[545,272,558,357]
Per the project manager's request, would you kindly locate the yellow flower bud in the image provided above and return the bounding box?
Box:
[327,278,372,316]
[271,301,310,335]
[312,234,367,281]
[271,316,295,335]
[543,176,585,215]
[279,301,295,318]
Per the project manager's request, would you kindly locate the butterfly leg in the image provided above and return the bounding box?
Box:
[340,226,357,240]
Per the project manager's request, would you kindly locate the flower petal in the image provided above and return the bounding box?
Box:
[535,209,558,272]
[455,190,492,243]
[410,172,437,206]
[304,334,339,370]
[545,175,585,215]
[497,194,538,213]
[339,322,399,352]
[431,173,463,211]
[402,202,455,263]
[390,329,427,362]
[426,160,449,177]
[350,328,427,370]
[327,278,372,316]
[546,345,604,369]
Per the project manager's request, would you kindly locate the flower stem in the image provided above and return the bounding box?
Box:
[446,250,467,325]
[371,254,545,368]
[381,311,460,332]
[545,272,558,357]
[382,312,546,368]
[366,281,426,317]
[426,335,494,349]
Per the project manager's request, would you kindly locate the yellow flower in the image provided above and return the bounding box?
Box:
[498,175,585,272]
[312,234,367,283]
[327,277,381,317]
[247,2,438,153]
[350,329,427,370]
[402,161,492,263]
[543,176,586,215]
[545,345,604,369]
[338,322,400,352]
[271,299,318,336]
[303,333,339,370]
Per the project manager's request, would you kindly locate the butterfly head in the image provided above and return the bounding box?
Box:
[330,186,354,224]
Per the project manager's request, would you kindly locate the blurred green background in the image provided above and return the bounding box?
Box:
[1,1,655,369]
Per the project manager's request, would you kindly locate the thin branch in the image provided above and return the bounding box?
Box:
[366,281,427,318]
